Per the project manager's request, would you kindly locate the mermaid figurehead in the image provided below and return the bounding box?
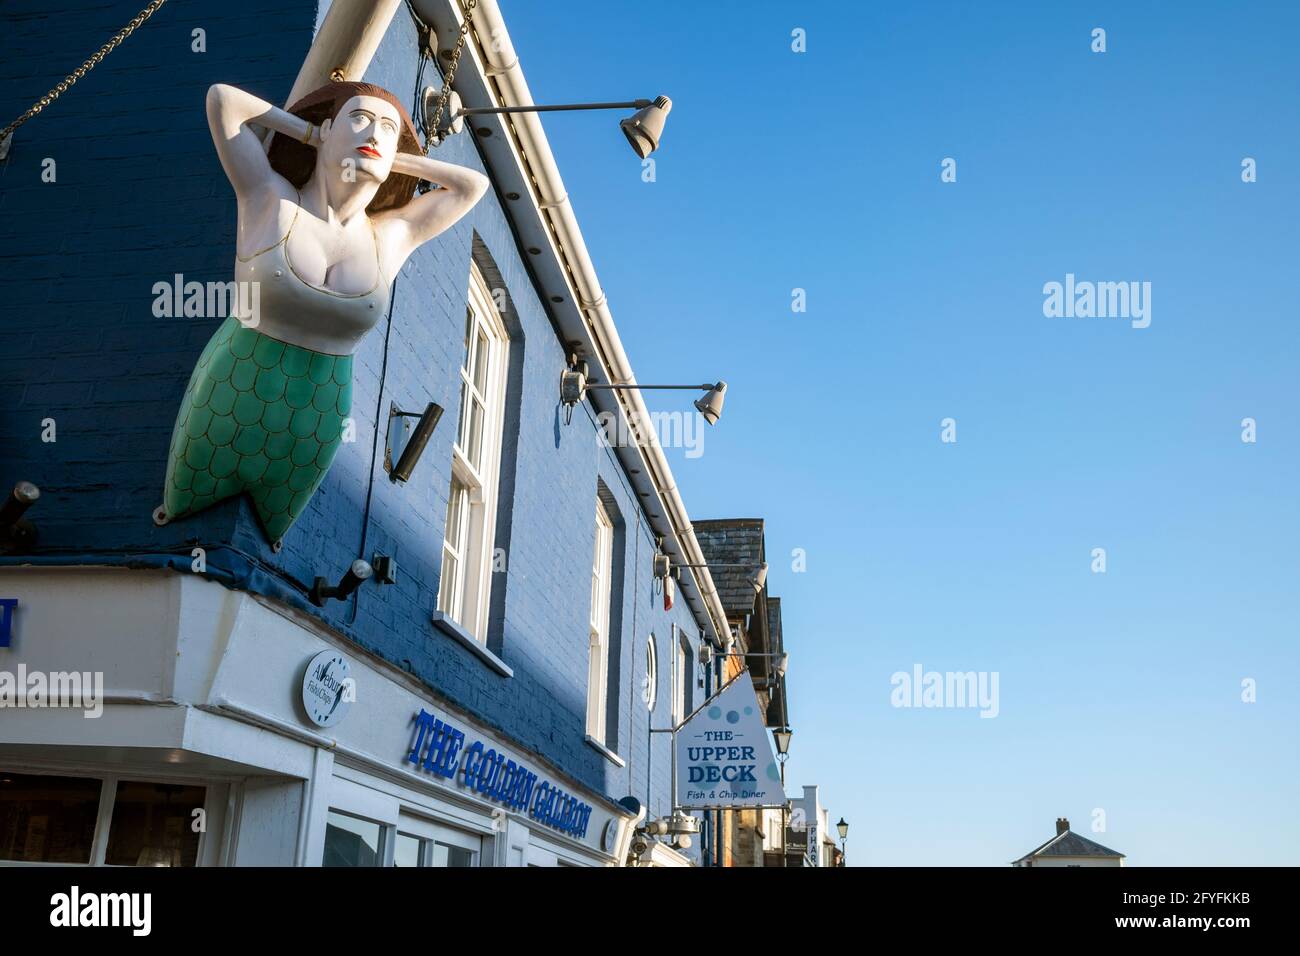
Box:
[154,80,489,548]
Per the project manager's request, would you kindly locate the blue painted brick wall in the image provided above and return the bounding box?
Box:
[0,0,700,837]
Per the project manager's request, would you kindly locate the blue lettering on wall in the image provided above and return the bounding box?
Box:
[0,599,15,648]
[408,709,466,780]
[407,710,590,838]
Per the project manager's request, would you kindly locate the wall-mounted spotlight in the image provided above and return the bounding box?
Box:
[385,402,444,483]
[693,382,727,425]
[660,557,768,595]
[561,362,728,426]
[642,809,700,842]
[424,89,672,157]
[0,481,40,554]
[716,650,790,688]
[310,559,374,607]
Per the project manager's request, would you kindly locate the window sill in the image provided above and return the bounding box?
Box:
[584,735,626,768]
[431,611,514,678]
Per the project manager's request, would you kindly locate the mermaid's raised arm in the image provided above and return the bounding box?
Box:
[205,83,316,200]
[374,152,490,262]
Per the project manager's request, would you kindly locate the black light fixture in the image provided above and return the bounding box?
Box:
[386,402,444,483]
[561,361,727,427]
[0,481,40,554]
[424,87,673,157]
[773,727,793,757]
[371,554,398,585]
[837,817,849,842]
[310,559,374,607]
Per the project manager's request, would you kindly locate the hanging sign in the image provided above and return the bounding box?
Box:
[675,674,784,809]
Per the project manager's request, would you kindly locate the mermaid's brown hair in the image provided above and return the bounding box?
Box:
[267,81,422,214]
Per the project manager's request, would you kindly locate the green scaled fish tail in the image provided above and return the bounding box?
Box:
[160,316,353,544]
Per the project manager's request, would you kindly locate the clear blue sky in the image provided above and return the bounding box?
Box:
[500,0,1300,865]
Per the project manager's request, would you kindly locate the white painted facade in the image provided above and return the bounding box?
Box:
[0,567,639,867]
[790,784,838,867]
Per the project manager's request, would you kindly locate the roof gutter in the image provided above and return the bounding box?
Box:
[412,0,728,646]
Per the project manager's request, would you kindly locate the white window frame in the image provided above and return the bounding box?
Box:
[394,811,483,868]
[586,498,615,740]
[672,624,689,727]
[438,261,509,642]
[645,633,658,712]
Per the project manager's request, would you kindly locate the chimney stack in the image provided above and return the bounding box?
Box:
[1056,817,1070,835]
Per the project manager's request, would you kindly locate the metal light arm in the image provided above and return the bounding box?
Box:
[585,383,717,391]
[456,99,653,117]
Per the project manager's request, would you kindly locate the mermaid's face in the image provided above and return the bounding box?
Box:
[318,95,402,186]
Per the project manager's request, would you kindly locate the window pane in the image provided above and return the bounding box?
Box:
[456,379,470,452]
[323,810,383,867]
[463,306,473,356]
[104,781,206,867]
[445,481,467,547]
[430,841,475,867]
[472,329,489,391]
[438,546,459,615]
[393,833,424,867]
[466,397,485,471]
[0,772,101,864]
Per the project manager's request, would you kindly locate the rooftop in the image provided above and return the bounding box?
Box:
[693,518,765,616]
[1014,829,1126,863]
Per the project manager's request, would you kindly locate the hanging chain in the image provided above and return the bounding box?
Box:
[0,0,168,154]
[422,0,477,154]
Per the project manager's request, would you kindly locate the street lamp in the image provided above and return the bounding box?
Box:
[773,726,792,867]
[774,727,792,757]
[837,817,849,866]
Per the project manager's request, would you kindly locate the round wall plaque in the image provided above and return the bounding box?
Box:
[301,650,353,728]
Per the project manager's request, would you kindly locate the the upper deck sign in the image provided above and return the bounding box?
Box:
[674,674,784,809]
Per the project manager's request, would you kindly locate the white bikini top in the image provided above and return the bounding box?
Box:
[233,193,390,355]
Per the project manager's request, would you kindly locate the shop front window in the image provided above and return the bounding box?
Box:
[393,832,424,867]
[390,812,481,867]
[430,841,475,867]
[0,773,102,864]
[104,781,206,867]
[323,810,385,867]
[0,772,210,866]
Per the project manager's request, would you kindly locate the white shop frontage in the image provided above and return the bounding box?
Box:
[0,568,638,867]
